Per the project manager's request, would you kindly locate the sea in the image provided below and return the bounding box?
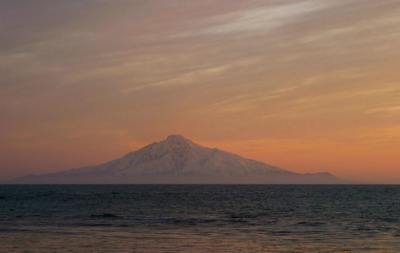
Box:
[0,185,399,253]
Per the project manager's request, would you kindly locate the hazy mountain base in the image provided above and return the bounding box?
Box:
[10,172,351,184]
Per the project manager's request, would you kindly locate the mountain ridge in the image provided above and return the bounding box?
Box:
[8,134,353,184]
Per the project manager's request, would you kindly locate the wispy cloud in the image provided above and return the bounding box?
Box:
[0,0,399,182]
[175,1,332,38]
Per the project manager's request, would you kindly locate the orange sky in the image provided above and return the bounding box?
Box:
[1,0,399,183]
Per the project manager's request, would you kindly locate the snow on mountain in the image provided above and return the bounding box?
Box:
[9,134,353,184]
[60,134,289,176]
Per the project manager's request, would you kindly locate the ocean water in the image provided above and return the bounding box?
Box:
[0,185,399,252]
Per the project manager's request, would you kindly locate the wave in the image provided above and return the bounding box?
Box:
[88,214,218,225]
[297,221,326,226]
[90,213,119,218]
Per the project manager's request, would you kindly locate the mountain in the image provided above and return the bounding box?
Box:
[9,134,352,184]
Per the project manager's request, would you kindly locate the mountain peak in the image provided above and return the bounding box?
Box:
[163,134,196,149]
[166,134,187,141]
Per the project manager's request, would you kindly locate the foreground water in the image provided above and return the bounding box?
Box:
[0,185,399,252]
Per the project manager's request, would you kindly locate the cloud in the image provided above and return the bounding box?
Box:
[0,0,399,182]
[173,1,332,38]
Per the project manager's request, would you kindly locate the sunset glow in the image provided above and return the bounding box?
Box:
[1,0,399,183]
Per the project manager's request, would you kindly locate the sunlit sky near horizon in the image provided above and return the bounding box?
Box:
[1,0,399,183]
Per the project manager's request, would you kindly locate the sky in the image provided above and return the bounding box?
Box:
[0,0,399,183]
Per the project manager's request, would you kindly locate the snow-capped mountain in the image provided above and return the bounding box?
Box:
[63,134,288,176]
[10,134,351,184]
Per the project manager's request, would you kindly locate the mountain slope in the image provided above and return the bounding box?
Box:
[9,134,351,184]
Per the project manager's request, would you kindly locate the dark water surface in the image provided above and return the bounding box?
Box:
[0,185,399,252]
